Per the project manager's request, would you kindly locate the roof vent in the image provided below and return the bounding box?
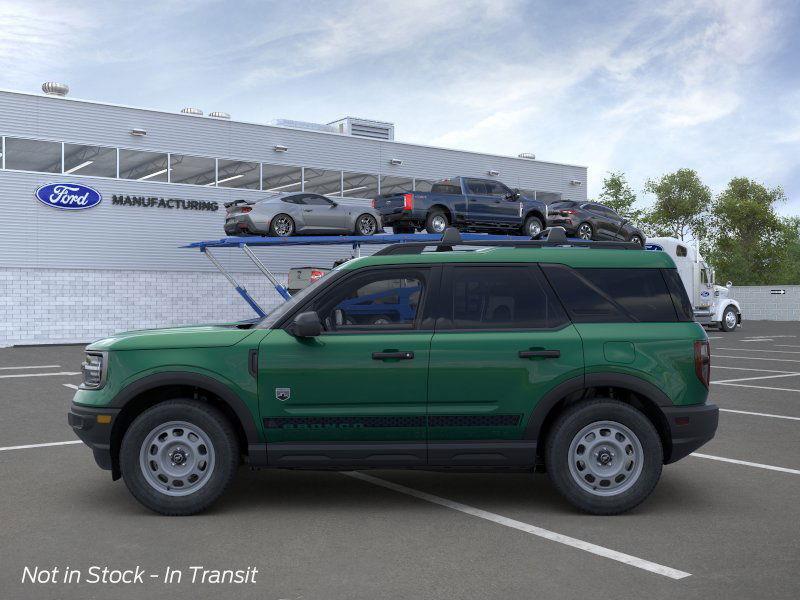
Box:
[328,117,395,141]
[180,107,203,116]
[518,152,536,160]
[42,82,69,96]
[209,111,230,119]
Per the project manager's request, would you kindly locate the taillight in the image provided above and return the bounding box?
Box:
[371,198,376,209]
[241,207,252,213]
[310,269,324,282]
[561,209,577,215]
[402,193,414,211]
[694,340,711,388]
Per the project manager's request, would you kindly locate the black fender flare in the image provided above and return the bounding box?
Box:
[109,371,260,444]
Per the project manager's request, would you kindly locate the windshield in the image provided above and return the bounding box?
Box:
[256,269,337,328]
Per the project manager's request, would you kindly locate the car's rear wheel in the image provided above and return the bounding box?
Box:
[545,399,662,515]
[522,215,544,238]
[269,214,294,237]
[425,209,449,234]
[720,306,738,332]
[628,234,644,246]
[120,400,239,515]
[355,214,379,236]
[577,222,593,240]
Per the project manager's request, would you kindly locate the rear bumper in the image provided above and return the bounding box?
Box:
[68,403,121,472]
[546,218,577,233]
[662,402,719,463]
[224,215,270,236]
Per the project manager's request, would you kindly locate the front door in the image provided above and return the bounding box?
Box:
[427,264,584,466]
[300,194,349,232]
[258,266,437,467]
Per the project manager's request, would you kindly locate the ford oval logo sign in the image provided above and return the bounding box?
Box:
[35,183,102,210]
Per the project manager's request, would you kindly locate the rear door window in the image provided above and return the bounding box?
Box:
[465,179,489,195]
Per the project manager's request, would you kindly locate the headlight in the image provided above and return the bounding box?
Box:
[81,352,107,389]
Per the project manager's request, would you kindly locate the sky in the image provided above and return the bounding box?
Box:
[1,0,799,214]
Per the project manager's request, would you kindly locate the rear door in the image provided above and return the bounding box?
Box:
[426,264,584,466]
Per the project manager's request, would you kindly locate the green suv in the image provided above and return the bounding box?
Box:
[68,232,717,516]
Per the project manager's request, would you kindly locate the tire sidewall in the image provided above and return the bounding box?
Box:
[721,307,737,331]
[546,400,662,515]
[577,222,593,240]
[355,214,378,236]
[425,210,448,234]
[269,214,294,237]
[524,216,543,237]
[120,400,239,515]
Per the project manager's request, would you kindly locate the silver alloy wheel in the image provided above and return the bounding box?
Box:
[630,235,643,246]
[272,215,293,236]
[431,214,448,233]
[725,309,737,329]
[578,223,593,240]
[527,219,542,237]
[139,420,216,497]
[567,420,644,496]
[357,214,377,235]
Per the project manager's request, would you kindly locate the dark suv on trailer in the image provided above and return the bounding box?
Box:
[68,229,716,516]
[547,200,646,245]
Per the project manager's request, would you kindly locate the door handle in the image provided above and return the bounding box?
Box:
[519,349,560,359]
[372,351,414,360]
[303,209,313,212]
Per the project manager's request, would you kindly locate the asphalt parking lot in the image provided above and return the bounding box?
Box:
[1,321,799,600]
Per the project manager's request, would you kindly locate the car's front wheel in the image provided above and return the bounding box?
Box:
[720,306,738,332]
[628,234,644,246]
[577,222,593,240]
[522,215,544,238]
[355,214,379,236]
[545,399,662,515]
[120,400,239,515]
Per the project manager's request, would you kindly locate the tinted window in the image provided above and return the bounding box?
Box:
[430,180,462,194]
[541,265,628,322]
[465,179,489,195]
[662,269,694,322]
[309,269,427,332]
[281,195,305,205]
[303,194,334,206]
[550,201,578,210]
[484,181,511,197]
[676,245,688,257]
[445,266,567,330]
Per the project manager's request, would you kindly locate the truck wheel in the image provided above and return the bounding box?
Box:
[425,210,449,234]
[720,306,738,332]
[120,400,239,516]
[269,214,295,237]
[545,399,662,515]
[522,215,544,237]
[577,222,593,240]
[354,214,378,236]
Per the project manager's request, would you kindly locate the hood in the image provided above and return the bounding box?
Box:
[86,323,259,351]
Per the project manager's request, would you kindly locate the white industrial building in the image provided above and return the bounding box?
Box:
[0,85,588,346]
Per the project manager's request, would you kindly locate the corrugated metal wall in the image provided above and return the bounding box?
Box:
[0,90,587,274]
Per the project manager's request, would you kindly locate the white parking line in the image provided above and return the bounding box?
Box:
[0,371,81,379]
[715,348,800,354]
[345,471,691,580]
[775,344,800,349]
[691,453,800,475]
[713,382,800,393]
[720,408,800,421]
[714,355,800,364]
[711,372,800,384]
[0,365,61,370]
[713,365,798,373]
[0,440,82,452]
[63,383,79,390]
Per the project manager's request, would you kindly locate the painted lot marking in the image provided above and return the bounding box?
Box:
[713,365,797,373]
[715,348,800,355]
[720,408,800,421]
[0,440,81,453]
[345,471,691,580]
[712,372,800,384]
[714,355,800,364]
[0,365,61,370]
[692,453,800,475]
[775,344,800,349]
[0,371,80,379]
[63,383,79,390]
[713,382,800,393]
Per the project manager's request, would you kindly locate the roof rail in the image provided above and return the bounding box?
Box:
[374,226,642,256]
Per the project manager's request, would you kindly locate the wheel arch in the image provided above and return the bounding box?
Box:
[427,204,453,222]
[525,373,673,464]
[108,372,259,480]
[524,209,546,225]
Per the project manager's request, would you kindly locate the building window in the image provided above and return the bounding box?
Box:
[119,149,169,182]
[217,159,260,189]
[63,144,117,177]
[304,168,342,196]
[262,163,302,193]
[413,178,436,192]
[170,154,216,186]
[341,172,379,198]
[379,175,413,195]
[4,138,61,173]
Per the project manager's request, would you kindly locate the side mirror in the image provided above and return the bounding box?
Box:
[726,281,732,288]
[289,311,322,338]
[329,201,338,208]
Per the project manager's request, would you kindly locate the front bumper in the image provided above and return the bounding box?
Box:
[68,403,121,472]
[662,402,719,463]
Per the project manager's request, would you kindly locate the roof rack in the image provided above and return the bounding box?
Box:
[374,227,642,256]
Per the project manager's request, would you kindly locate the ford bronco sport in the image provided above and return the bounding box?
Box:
[68,228,717,516]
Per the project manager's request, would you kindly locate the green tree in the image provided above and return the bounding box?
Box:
[706,177,792,285]
[642,169,711,241]
[598,171,642,223]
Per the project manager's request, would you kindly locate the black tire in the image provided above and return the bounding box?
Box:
[720,306,738,332]
[269,214,294,237]
[120,400,239,516]
[392,225,416,234]
[522,215,544,238]
[354,213,379,236]
[545,399,662,515]
[425,209,449,234]
[576,222,593,240]
[628,234,644,246]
